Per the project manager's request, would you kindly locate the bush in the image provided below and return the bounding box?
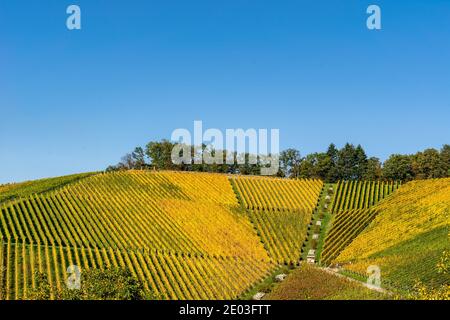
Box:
[29,268,156,300]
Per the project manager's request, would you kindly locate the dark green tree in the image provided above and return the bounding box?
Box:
[440,144,450,177]
[279,148,301,178]
[145,139,177,170]
[354,144,368,179]
[132,147,146,169]
[363,157,382,180]
[326,143,340,182]
[337,143,358,180]
[382,154,414,181]
[412,148,446,179]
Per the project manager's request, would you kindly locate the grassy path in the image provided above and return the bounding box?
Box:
[301,183,336,264]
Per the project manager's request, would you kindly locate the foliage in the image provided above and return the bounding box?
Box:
[321,209,378,265]
[406,251,449,300]
[335,178,450,291]
[0,173,95,204]
[29,268,153,300]
[232,176,322,212]
[0,171,275,300]
[279,149,301,178]
[109,140,449,183]
[330,180,401,213]
[248,209,311,264]
[265,264,386,300]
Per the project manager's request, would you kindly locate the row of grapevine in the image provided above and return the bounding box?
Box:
[330,180,401,213]
[85,171,238,206]
[0,240,273,300]
[248,209,312,264]
[0,172,267,259]
[321,209,378,265]
[0,171,276,299]
[334,178,450,290]
[0,173,95,205]
[231,177,323,212]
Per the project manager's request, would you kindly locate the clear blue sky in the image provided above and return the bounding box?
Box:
[1,0,449,183]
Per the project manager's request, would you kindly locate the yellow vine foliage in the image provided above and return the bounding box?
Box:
[336,178,450,262]
[232,176,322,212]
[160,199,269,260]
[0,171,276,300]
[0,242,272,300]
[334,178,450,291]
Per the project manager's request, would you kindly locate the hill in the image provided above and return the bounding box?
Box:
[0,171,322,300]
[334,178,450,291]
[0,173,95,205]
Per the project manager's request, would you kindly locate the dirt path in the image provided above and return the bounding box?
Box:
[320,267,392,295]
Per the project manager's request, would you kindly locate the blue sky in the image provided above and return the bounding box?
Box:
[1,0,449,183]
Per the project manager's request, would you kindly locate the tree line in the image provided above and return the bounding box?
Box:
[107,140,450,182]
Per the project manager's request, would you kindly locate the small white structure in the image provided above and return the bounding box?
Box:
[324,204,328,209]
[252,292,265,300]
[306,249,316,264]
[325,195,331,201]
[316,220,322,226]
[275,274,287,282]
[312,234,319,240]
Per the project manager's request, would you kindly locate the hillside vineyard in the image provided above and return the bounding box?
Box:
[0,171,322,299]
[0,172,448,299]
[334,178,450,290]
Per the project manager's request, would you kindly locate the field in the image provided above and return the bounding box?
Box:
[0,173,96,205]
[330,180,400,213]
[0,171,324,300]
[320,180,402,265]
[231,177,322,264]
[265,264,386,300]
[0,172,448,300]
[334,178,450,291]
[321,208,378,265]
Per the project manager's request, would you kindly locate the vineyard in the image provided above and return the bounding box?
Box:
[334,178,450,291]
[321,209,378,265]
[231,177,322,212]
[246,209,311,264]
[0,171,448,300]
[231,177,323,264]
[0,171,327,300]
[0,241,272,300]
[330,180,401,213]
[0,173,95,205]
